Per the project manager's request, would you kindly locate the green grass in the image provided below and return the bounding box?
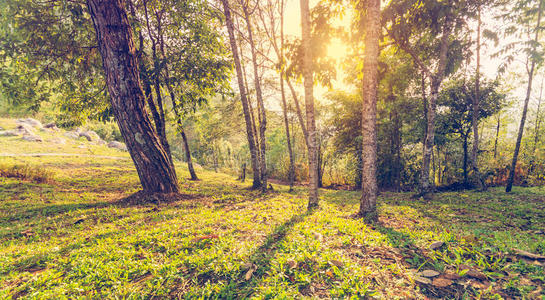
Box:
[0,118,543,299]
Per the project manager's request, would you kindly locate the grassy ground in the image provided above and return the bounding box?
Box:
[0,119,544,299]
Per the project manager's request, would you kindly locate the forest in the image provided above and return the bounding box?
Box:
[0,0,544,298]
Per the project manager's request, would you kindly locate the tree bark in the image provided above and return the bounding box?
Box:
[221,0,261,189]
[358,0,380,221]
[463,133,469,185]
[87,0,179,194]
[506,0,542,192]
[533,75,544,152]
[242,3,268,192]
[471,5,487,190]
[300,0,319,209]
[419,16,452,195]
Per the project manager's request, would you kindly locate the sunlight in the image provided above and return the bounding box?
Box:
[326,38,349,61]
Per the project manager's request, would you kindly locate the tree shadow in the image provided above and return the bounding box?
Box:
[201,210,315,298]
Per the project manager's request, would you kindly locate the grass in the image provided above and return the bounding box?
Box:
[0,118,544,299]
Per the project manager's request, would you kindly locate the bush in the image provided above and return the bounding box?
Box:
[0,164,54,183]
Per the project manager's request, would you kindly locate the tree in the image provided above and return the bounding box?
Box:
[358,0,380,220]
[87,0,179,194]
[505,0,543,192]
[384,0,469,195]
[240,0,268,192]
[436,77,505,185]
[220,0,262,189]
[300,0,319,209]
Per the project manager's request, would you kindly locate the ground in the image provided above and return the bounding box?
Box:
[0,118,544,299]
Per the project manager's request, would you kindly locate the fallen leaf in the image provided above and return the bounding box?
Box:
[465,269,487,280]
[329,260,344,268]
[325,270,335,278]
[245,266,256,280]
[191,234,219,243]
[287,260,297,269]
[432,277,453,288]
[430,241,444,250]
[414,275,432,285]
[443,272,461,280]
[420,270,440,277]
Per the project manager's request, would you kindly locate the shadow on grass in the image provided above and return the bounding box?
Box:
[0,201,113,225]
[208,210,315,298]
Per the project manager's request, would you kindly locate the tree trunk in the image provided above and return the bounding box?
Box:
[358,0,380,221]
[471,6,487,190]
[179,122,198,180]
[533,75,544,152]
[419,17,452,195]
[300,0,319,209]
[278,1,295,191]
[494,114,500,159]
[506,0,542,192]
[221,0,261,189]
[242,4,268,192]
[87,0,179,194]
[355,145,363,190]
[463,133,468,185]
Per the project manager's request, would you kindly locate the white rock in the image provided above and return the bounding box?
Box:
[22,134,43,142]
[16,118,43,129]
[64,131,80,139]
[107,141,127,151]
[0,130,19,137]
[79,130,101,142]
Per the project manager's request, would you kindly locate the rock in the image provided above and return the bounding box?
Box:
[95,139,107,145]
[44,122,59,130]
[0,130,19,137]
[64,131,80,139]
[15,124,35,135]
[22,134,43,142]
[107,141,127,151]
[16,118,43,129]
[432,277,453,288]
[430,241,445,250]
[79,130,101,142]
[420,270,440,278]
[414,275,432,285]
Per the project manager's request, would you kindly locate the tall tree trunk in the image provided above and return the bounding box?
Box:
[419,17,452,195]
[471,5,487,190]
[533,75,544,152]
[142,2,173,169]
[87,0,179,194]
[221,0,261,189]
[358,0,380,221]
[463,133,469,185]
[300,0,319,209]
[179,126,198,180]
[494,114,500,159]
[242,4,268,192]
[506,0,542,192]
[278,0,295,191]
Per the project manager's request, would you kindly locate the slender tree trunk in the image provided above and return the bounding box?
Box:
[87,0,179,194]
[419,17,452,195]
[242,4,268,192]
[355,145,363,190]
[463,133,469,185]
[179,127,198,180]
[358,0,380,221]
[300,0,319,209]
[221,0,261,189]
[533,75,544,152]
[471,5,487,190]
[285,76,309,147]
[494,114,500,159]
[506,0,542,192]
[278,0,295,191]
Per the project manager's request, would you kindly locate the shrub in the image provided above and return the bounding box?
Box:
[0,164,54,183]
